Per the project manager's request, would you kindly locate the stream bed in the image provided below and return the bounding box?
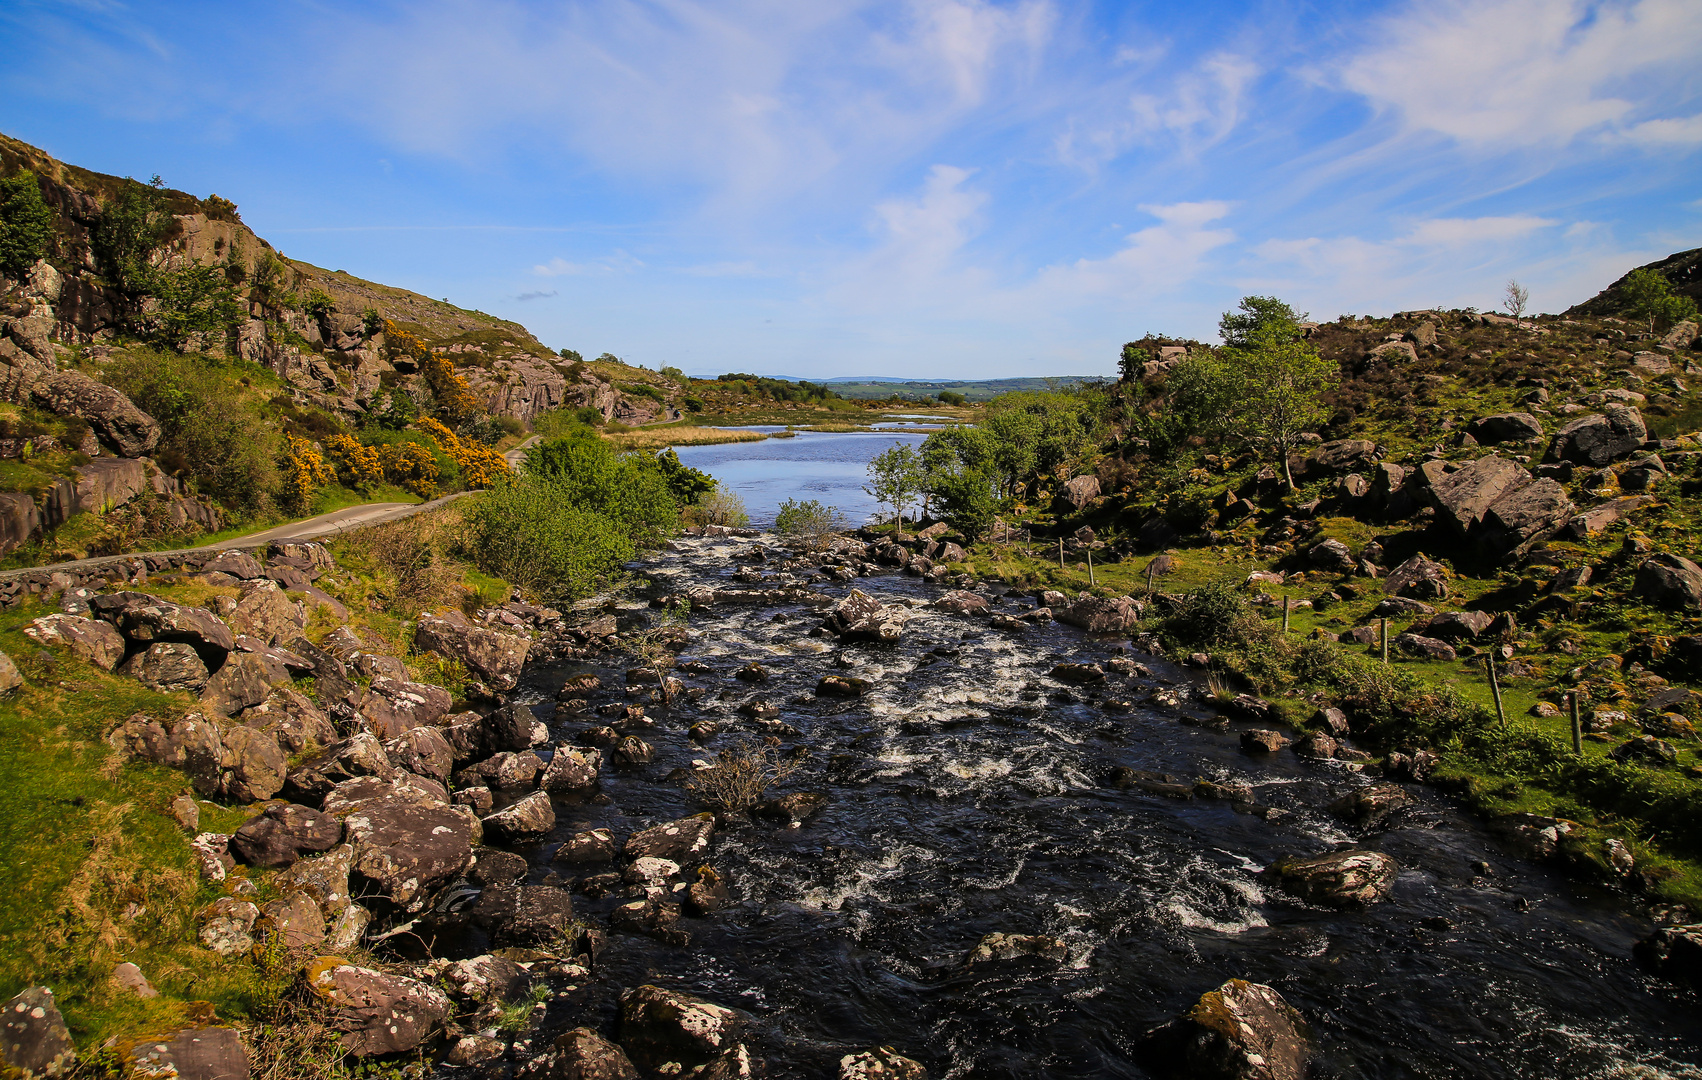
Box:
[442,534,1702,1078]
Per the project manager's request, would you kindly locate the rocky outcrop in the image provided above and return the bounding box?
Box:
[1420,456,1573,558]
[27,369,159,457]
[483,791,556,841]
[1139,979,1312,1080]
[25,613,126,670]
[339,793,478,909]
[840,1047,928,1080]
[530,1027,639,1080]
[1384,555,1449,600]
[1466,412,1544,445]
[1634,554,1702,610]
[1060,474,1100,511]
[414,611,529,691]
[230,803,342,868]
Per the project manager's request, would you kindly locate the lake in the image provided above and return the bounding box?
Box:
[673,429,928,527]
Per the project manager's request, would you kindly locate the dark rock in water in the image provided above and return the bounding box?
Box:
[737,698,780,720]
[840,1046,928,1079]
[470,848,529,888]
[230,803,342,868]
[442,954,531,1004]
[1327,783,1413,826]
[1266,849,1398,907]
[530,1027,639,1080]
[1056,596,1140,633]
[500,885,575,946]
[962,932,1066,966]
[1110,768,1194,799]
[1384,748,1440,782]
[129,1026,249,1080]
[1194,779,1255,802]
[689,721,721,742]
[1314,707,1350,735]
[1291,732,1337,759]
[483,791,556,841]
[816,675,869,698]
[610,895,685,943]
[756,792,827,823]
[578,726,621,748]
[540,745,601,792]
[685,867,733,915]
[1050,663,1106,684]
[1225,694,1274,722]
[619,984,749,1077]
[1634,924,1702,987]
[1138,978,1313,1080]
[624,815,716,862]
[612,736,655,766]
[735,662,770,683]
[556,828,617,864]
[307,961,452,1057]
[1240,729,1289,754]
[484,701,542,753]
[0,986,75,1078]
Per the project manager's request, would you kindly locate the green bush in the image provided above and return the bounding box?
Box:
[774,498,841,546]
[460,476,638,603]
[104,350,281,514]
[521,432,680,547]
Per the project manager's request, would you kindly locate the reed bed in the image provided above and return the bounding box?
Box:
[603,425,770,450]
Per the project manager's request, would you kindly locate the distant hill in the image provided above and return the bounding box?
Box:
[821,375,1108,402]
[1565,246,1702,320]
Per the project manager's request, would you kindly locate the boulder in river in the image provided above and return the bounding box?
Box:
[1266,849,1398,907]
[619,984,749,1077]
[532,1027,639,1079]
[556,828,617,864]
[483,790,556,841]
[1634,924,1702,988]
[1326,784,1413,827]
[1138,978,1313,1080]
[1055,596,1140,633]
[963,932,1067,966]
[340,795,478,909]
[841,1046,928,1079]
[624,814,715,863]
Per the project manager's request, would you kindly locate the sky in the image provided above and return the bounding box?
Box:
[2,0,1699,380]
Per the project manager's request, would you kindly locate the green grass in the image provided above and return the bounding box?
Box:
[0,600,281,1047]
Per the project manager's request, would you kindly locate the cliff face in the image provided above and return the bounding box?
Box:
[0,132,680,428]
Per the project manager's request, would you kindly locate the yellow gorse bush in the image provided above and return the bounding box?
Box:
[416,416,510,490]
[281,434,334,511]
[323,433,384,491]
[377,442,440,499]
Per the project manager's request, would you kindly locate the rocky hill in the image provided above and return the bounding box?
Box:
[0,131,683,431]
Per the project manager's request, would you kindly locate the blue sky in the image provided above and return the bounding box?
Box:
[3,0,1698,379]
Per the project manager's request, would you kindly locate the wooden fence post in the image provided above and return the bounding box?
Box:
[1380,618,1389,664]
[1282,595,1291,634]
[1488,653,1507,730]
[1570,691,1583,755]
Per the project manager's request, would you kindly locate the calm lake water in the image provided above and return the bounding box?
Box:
[674,429,928,526]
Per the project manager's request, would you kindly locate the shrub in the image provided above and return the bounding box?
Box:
[323,434,383,491]
[280,434,334,512]
[689,489,751,528]
[377,442,440,499]
[460,476,636,603]
[521,433,680,548]
[773,497,842,548]
[683,738,807,812]
[301,288,336,319]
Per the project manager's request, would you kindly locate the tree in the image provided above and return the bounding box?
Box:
[1621,268,1699,335]
[937,390,966,406]
[139,262,241,352]
[1502,280,1529,320]
[91,175,171,296]
[558,348,583,363]
[1218,296,1304,348]
[1217,300,1338,491]
[865,442,923,536]
[0,171,53,279]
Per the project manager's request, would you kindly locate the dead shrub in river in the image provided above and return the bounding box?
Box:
[684,738,808,812]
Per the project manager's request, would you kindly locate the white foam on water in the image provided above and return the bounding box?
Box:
[1162,901,1269,934]
[795,842,939,912]
[943,758,1015,782]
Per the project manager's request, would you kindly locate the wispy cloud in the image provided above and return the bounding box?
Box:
[1338,0,1702,148]
[532,251,645,277]
[515,289,557,302]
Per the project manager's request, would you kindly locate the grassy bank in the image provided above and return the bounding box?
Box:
[601,425,769,451]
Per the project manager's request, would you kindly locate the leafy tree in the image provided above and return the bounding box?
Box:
[0,170,53,279]
[558,348,583,363]
[1621,268,1699,335]
[1217,304,1338,490]
[865,442,923,536]
[1218,295,1304,348]
[91,175,171,296]
[522,431,680,547]
[651,448,716,505]
[1119,348,1234,459]
[659,365,684,380]
[139,262,241,352]
[937,390,966,406]
[461,476,637,602]
[929,466,998,541]
[302,288,337,319]
[979,390,1101,497]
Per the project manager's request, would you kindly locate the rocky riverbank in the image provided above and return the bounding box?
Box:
[2,528,1700,1078]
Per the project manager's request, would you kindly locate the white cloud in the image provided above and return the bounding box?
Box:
[1025,201,1236,300]
[532,251,644,277]
[1339,0,1702,148]
[1056,50,1258,168]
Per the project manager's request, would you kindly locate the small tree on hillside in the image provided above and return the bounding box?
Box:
[865,442,923,536]
[1218,296,1303,348]
[1621,268,1699,335]
[1218,299,1338,491]
[1503,280,1530,320]
[0,171,53,279]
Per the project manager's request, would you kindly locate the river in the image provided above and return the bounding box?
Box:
[673,429,928,528]
[433,525,1701,1079]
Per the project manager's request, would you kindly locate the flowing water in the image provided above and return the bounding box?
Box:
[446,536,1701,1079]
[673,430,927,527]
